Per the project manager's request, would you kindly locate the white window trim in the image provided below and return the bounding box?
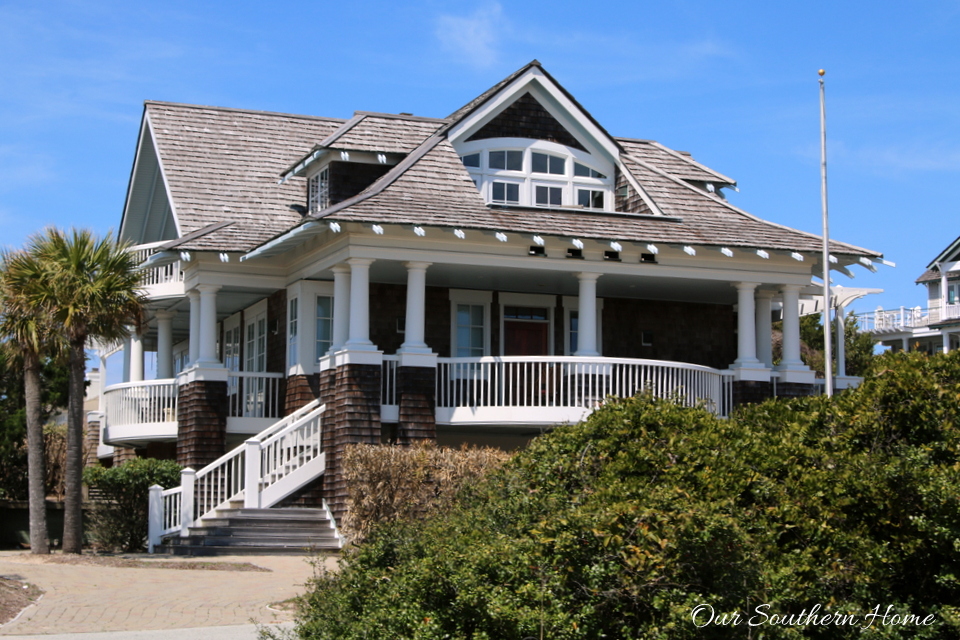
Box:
[499,292,555,356]
[562,296,604,356]
[450,289,492,357]
[244,300,268,374]
[287,280,336,375]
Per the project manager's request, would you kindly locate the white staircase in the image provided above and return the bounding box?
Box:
[148,400,342,553]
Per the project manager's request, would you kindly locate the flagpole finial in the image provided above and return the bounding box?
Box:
[818,69,826,76]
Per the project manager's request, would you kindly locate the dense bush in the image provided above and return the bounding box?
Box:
[83,458,181,552]
[342,442,510,544]
[297,351,960,639]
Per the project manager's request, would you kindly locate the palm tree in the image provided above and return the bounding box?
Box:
[27,229,145,554]
[0,248,56,554]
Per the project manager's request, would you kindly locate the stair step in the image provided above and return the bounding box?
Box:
[200,518,331,530]
[160,542,341,556]
[191,528,338,539]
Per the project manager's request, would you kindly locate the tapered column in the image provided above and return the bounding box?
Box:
[778,284,804,369]
[575,273,601,357]
[399,262,432,355]
[345,258,375,350]
[331,265,351,352]
[733,282,760,366]
[187,289,201,366]
[156,310,175,379]
[197,284,221,365]
[129,330,144,382]
[755,290,775,369]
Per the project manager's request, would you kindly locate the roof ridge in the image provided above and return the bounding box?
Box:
[624,153,875,256]
[143,100,346,124]
[353,111,451,123]
[445,60,541,122]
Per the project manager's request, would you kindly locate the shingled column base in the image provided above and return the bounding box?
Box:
[732,380,772,408]
[397,365,437,445]
[176,379,228,469]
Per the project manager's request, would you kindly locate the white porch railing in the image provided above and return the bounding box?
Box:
[436,356,734,421]
[130,241,183,288]
[856,304,960,333]
[381,355,399,406]
[148,399,326,551]
[227,371,285,418]
[103,379,178,445]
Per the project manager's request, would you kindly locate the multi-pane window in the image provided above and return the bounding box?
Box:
[574,162,606,179]
[307,167,330,214]
[948,283,959,305]
[287,297,298,367]
[456,304,485,357]
[488,150,523,171]
[461,153,480,168]
[577,189,604,209]
[532,152,565,175]
[535,185,562,207]
[316,296,333,359]
[492,182,520,204]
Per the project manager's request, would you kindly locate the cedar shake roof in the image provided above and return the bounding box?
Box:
[318,138,874,256]
[143,101,343,251]
[142,65,880,260]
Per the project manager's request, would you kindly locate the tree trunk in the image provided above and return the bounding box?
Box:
[61,338,86,554]
[24,351,49,554]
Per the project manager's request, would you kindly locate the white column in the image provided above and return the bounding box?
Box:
[122,336,131,383]
[944,331,952,354]
[941,269,949,320]
[733,282,760,365]
[155,310,175,379]
[331,265,351,352]
[755,290,774,369]
[98,353,108,412]
[778,284,805,369]
[187,289,201,366]
[835,303,846,378]
[129,330,144,382]
[399,261,432,354]
[901,337,909,352]
[345,258,375,349]
[575,273,601,356]
[197,284,221,365]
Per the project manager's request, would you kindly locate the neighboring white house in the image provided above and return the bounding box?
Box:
[93,61,886,541]
[856,235,960,354]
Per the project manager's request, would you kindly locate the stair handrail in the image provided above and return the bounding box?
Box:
[253,403,326,507]
[148,398,323,550]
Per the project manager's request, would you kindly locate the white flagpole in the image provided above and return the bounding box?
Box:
[819,69,834,397]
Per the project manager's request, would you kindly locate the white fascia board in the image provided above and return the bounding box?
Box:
[447,67,620,162]
[143,113,182,239]
[119,116,150,242]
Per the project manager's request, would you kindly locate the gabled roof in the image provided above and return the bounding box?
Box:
[139,101,343,251]
[915,235,960,283]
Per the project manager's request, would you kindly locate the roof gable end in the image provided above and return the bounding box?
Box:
[118,110,180,245]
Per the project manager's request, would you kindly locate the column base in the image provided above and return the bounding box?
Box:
[774,368,816,384]
[332,348,384,367]
[177,364,229,384]
[729,365,771,382]
[398,352,437,368]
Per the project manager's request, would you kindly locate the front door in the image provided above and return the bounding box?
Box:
[244,309,267,417]
[503,305,550,356]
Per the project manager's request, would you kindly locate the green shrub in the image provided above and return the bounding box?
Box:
[83,458,181,552]
[296,351,960,639]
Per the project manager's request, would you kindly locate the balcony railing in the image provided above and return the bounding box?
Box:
[102,379,178,445]
[227,371,285,419]
[436,356,734,423]
[856,304,960,333]
[130,241,183,296]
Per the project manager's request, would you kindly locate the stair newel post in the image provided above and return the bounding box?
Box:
[180,468,196,537]
[244,438,262,509]
[148,484,163,553]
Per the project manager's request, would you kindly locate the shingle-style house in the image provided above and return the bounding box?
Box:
[91,61,885,552]
[857,235,960,354]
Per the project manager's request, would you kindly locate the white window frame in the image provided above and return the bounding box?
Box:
[307,165,331,215]
[244,300,268,374]
[449,289,492,358]
[455,138,614,210]
[286,280,336,375]
[562,296,604,356]
[499,292,555,356]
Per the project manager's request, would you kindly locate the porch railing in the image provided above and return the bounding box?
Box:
[436,357,734,418]
[227,371,284,418]
[381,355,400,406]
[103,379,178,432]
[856,304,960,333]
[130,241,183,288]
[148,399,326,551]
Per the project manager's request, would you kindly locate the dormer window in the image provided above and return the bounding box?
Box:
[308,167,330,214]
[455,138,614,211]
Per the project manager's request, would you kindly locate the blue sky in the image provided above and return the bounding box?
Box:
[2,0,959,315]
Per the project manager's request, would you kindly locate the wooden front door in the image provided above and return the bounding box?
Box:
[504,320,549,356]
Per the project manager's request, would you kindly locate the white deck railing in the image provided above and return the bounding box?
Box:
[227,371,285,418]
[103,379,178,444]
[130,241,183,288]
[381,355,399,406]
[436,356,734,420]
[148,399,325,551]
[857,304,960,333]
